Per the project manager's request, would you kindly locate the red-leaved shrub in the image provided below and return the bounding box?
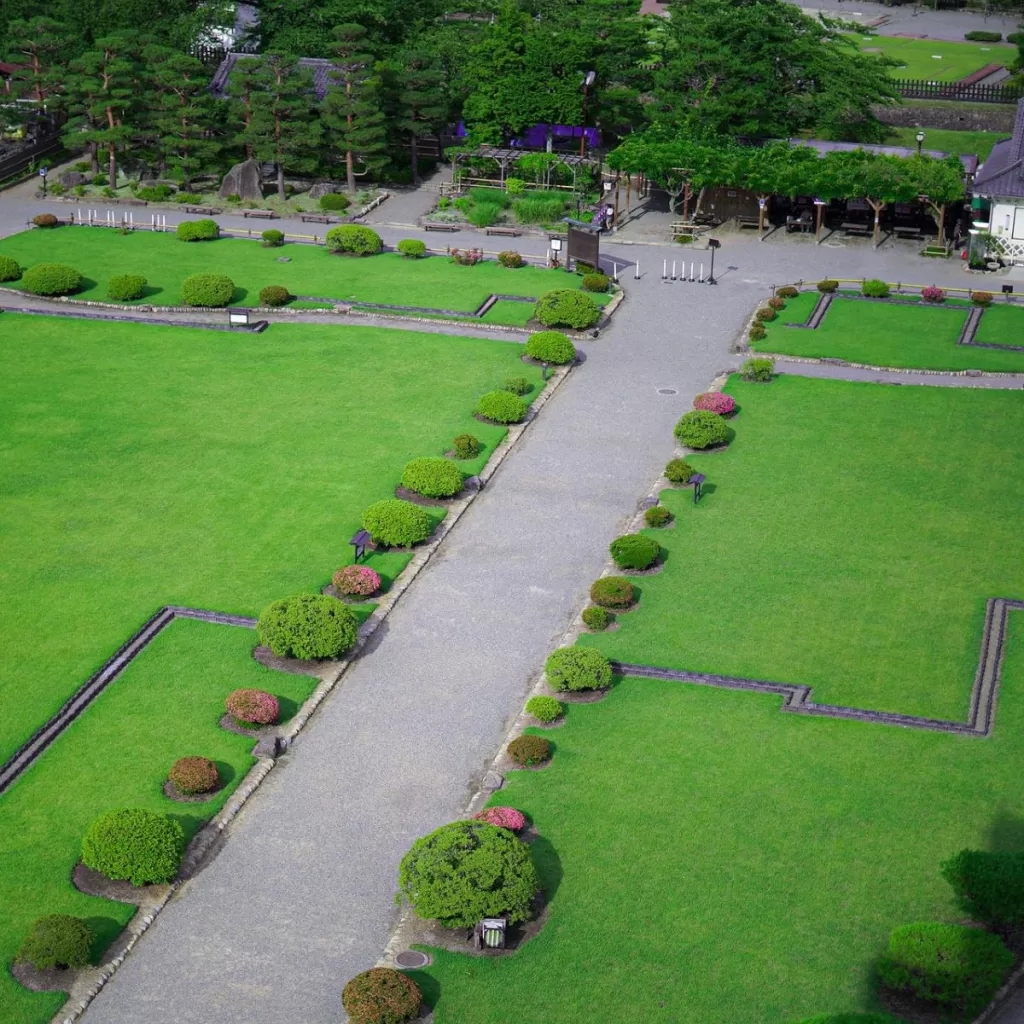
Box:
[332,565,381,597]
[473,806,526,831]
[225,688,279,725]
[693,392,736,416]
[922,285,946,303]
[168,756,219,795]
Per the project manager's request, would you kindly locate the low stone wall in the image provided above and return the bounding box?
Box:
[873,103,1018,133]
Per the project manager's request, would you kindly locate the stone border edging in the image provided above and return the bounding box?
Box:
[757,352,1024,380]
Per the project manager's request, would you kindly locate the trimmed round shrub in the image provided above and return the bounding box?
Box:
[498,250,525,268]
[508,734,551,766]
[502,376,533,396]
[325,224,382,255]
[767,296,785,310]
[259,284,292,307]
[476,390,527,424]
[644,505,673,527]
[32,213,59,228]
[921,285,946,303]
[582,605,612,631]
[332,564,381,597]
[694,392,736,415]
[362,498,433,547]
[965,29,1001,41]
[589,576,636,609]
[1008,31,1024,45]
[817,279,838,293]
[452,433,481,459]
[473,806,526,831]
[176,218,219,242]
[397,238,426,258]
[21,263,82,296]
[107,274,147,301]
[581,272,609,293]
[748,323,766,342]
[665,458,697,484]
[776,286,798,298]
[674,410,728,449]
[342,967,421,1024]
[862,278,890,299]
[877,922,1012,1014]
[81,808,184,885]
[941,849,1024,927]
[545,645,613,691]
[401,456,464,498]
[180,273,234,307]
[743,356,775,382]
[225,688,279,725]
[168,756,219,795]
[397,820,539,927]
[971,290,994,306]
[754,307,777,322]
[535,288,600,329]
[0,254,22,281]
[17,915,92,970]
[257,593,359,660]
[525,330,576,364]
[609,534,660,570]
[525,695,563,722]
[261,229,284,247]
[319,193,350,212]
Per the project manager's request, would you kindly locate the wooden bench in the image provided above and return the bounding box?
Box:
[243,209,277,219]
[300,213,333,224]
[736,215,761,230]
[840,221,872,236]
[893,225,923,240]
[184,205,218,215]
[485,226,521,237]
[424,222,460,232]
[670,221,707,238]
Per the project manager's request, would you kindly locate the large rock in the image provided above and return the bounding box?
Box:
[59,171,88,187]
[218,158,263,201]
[308,181,338,200]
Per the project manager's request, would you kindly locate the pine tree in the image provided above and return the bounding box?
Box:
[394,47,447,183]
[4,17,72,116]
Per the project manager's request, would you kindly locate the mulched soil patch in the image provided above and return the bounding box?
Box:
[529,716,567,729]
[218,713,271,739]
[11,961,78,993]
[521,354,575,368]
[556,688,609,704]
[394,485,463,507]
[584,620,621,633]
[474,412,525,427]
[162,778,224,803]
[72,863,167,904]
[621,559,666,577]
[251,644,324,677]
[507,759,553,772]
[322,584,381,604]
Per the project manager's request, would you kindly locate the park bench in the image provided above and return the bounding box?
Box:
[736,215,761,230]
[840,221,872,237]
[300,213,333,224]
[785,212,813,233]
[893,225,923,240]
[485,226,521,237]
[184,205,218,215]
[424,222,460,232]
[670,221,706,238]
[243,209,277,219]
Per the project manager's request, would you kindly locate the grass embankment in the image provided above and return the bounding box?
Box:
[848,33,1016,80]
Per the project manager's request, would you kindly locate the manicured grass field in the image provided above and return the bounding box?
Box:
[0,229,597,324]
[754,291,1024,372]
[0,619,310,1024]
[581,376,1024,720]
[0,313,541,764]
[885,125,1009,160]
[849,33,1016,80]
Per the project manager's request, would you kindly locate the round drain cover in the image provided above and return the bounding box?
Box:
[395,950,431,969]
[657,388,678,395]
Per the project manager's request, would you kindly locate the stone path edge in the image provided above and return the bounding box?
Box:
[42,358,574,1024]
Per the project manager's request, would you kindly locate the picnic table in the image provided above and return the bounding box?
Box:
[242,209,277,219]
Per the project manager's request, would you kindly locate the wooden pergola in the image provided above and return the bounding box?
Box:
[452,146,599,191]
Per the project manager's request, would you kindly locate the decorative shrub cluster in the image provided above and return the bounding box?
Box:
[225,688,279,725]
[693,392,736,415]
[525,330,576,364]
[362,498,432,547]
[176,219,219,242]
[921,285,946,303]
[748,324,766,341]
[259,284,292,307]
[452,433,481,459]
[396,238,426,259]
[609,534,660,570]
[545,646,612,691]
[17,916,92,971]
[498,250,525,268]
[817,279,839,293]
[107,274,147,301]
[508,734,551,766]
[473,806,526,831]
[502,376,533,396]
[21,263,82,296]
[674,410,728,449]
[319,193,350,212]
[877,922,1012,1015]
[767,296,785,310]
[342,967,421,1024]
[971,291,994,306]
[401,456,464,498]
[742,357,775,382]
[397,820,539,927]
[258,593,359,660]
[754,307,777,322]
[862,279,890,299]
[326,225,382,255]
[476,390,527,424]
[590,576,635,608]
[581,272,610,293]
[0,254,22,281]
[32,213,60,228]
[644,506,673,528]
[168,756,219,795]
[535,289,601,329]
[181,273,235,307]
[450,247,484,266]
[665,458,697,484]
[81,808,184,885]
[582,605,612,630]
[965,29,1002,40]
[776,286,799,298]
[525,695,563,722]
[941,849,1024,927]
[332,565,381,597]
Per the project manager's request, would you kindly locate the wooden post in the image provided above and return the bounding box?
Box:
[815,202,824,243]
[613,172,620,227]
[867,198,884,247]
[625,174,632,219]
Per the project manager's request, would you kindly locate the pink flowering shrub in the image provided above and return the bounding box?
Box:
[693,392,736,416]
[332,565,381,597]
[473,806,526,831]
[225,688,279,725]
[922,286,946,303]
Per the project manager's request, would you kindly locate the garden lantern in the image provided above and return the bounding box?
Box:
[916,131,925,157]
[706,239,720,285]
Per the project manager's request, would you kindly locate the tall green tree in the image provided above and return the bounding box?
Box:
[4,17,73,118]
[393,47,447,182]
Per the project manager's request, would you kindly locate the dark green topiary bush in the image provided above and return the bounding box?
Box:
[106,274,147,301]
[452,434,481,459]
[582,605,612,631]
[397,820,539,927]
[21,263,82,296]
[362,498,433,547]
[589,576,636,609]
[261,229,284,247]
[507,733,551,766]
[862,279,890,299]
[817,279,838,293]
[180,273,235,307]
[326,224,382,255]
[259,284,292,307]
[743,357,775,382]
[609,534,661,571]
[502,376,533,396]
[0,254,22,282]
[319,193,350,212]
[644,506,673,527]
[525,695,563,722]
[525,330,576,364]
[877,922,1013,1015]
[16,915,92,971]
[397,238,427,258]
[965,29,1002,40]
[401,456,464,498]
[941,849,1024,927]
[665,458,697,484]
[476,390,527,424]
[342,967,422,1024]
[81,808,184,885]
[581,272,609,293]
[545,646,613,691]
[258,593,359,660]
[176,218,219,242]
[674,410,728,449]
[535,289,601,329]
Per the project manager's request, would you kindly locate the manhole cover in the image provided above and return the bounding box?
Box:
[396,950,431,969]
[657,388,678,395]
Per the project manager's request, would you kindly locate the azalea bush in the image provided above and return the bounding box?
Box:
[225,688,279,725]
[168,756,219,795]
[817,279,838,293]
[776,286,799,298]
[508,734,552,766]
[450,247,483,266]
[921,285,946,303]
[694,392,735,415]
[0,254,22,281]
[473,806,526,831]
[332,565,381,597]
[971,291,994,307]
[754,307,777,322]
[342,967,421,1024]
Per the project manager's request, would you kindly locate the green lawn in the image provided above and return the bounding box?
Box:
[0,618,312,1024]
[885,126,1009,161]
[848,33,1016,80]
[0,229,595,323]
[754,291,1024,372]
[581,376,1024,721]
[0,313,542,764]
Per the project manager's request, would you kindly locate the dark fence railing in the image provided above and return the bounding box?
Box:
[0,134,63,184]
[894,78,1024,103]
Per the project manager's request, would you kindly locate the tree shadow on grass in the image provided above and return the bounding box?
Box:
[405,967,441,1010]
[530,833,564,904]
[986,809,1024,853]
[138,284,164,300]
[87,917,128,964]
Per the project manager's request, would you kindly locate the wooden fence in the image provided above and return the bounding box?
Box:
[893,78,1024,103]
[0,134,63,184]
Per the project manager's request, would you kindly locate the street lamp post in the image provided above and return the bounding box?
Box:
[916,130,926,157]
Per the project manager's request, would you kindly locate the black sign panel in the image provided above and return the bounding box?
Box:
[567,223,599,270]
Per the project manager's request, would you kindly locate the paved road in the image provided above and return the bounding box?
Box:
[797,0,1023,39]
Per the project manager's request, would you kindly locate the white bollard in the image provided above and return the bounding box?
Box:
[671,260,677,281]
[635,260,640,281]
[662,259,667,280]
[612,263,619,282]
[700,263,704,283]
